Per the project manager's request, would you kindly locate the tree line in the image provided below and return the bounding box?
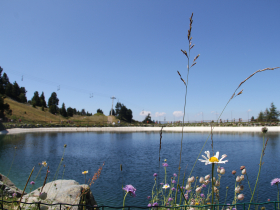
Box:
[256,102,280,122]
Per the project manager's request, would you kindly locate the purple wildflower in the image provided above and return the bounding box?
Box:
[271,178,280,186]
[153,173,157,177]
[168,197,173,201]
[172,180,176,184]
[173,173,177,177]
[30,181,35,185]
[12,192,17,197]
[152,202,158,207]
[171,187,175,191]
[148,204,152,207]
[200,193,205,198]
[122,185,136,197]
[147,196,151,199]
[162,163,168,167]
[184,194,188,199]
[160,183,164,185]
[202,184,206,188]
[232,208,236,210]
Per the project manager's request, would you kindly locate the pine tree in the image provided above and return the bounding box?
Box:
[48,92,59,114]
[268,102,280,122]
[40,92,47,108]
[60,103,67,117]
[31,91,40,107]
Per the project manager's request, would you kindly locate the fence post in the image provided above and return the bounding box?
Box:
[60,203,61,210]
[243,203,245,210]
[275,201,277,210]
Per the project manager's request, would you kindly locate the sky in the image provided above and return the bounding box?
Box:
[0,0,279,122]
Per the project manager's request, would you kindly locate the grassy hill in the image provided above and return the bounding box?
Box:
[3,97,118,124]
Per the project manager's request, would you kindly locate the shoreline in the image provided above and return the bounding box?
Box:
[1,126,280,135]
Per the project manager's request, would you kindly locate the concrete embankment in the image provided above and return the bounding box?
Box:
[1,126,280,135]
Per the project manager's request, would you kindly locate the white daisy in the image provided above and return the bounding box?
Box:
[162,184,170,189]
[198,151,228,165]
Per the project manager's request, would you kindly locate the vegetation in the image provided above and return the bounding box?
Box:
[115,102,133,123]
[257,103,280,122]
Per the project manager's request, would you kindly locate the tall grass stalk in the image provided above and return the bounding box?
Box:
[18,167,34,210]
[248,131,266,210]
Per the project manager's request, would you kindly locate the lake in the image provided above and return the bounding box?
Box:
[0,131,280,207]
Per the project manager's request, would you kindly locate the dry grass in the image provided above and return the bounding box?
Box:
[4,97,118,124]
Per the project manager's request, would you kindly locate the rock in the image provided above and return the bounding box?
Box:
[0,173,24,198]
[21,180,98,210]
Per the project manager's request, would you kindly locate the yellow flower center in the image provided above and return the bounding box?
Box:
[209,156,219,163]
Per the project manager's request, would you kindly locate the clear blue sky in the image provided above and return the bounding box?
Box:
[1,1,279,122]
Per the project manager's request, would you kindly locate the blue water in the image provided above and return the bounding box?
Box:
[0,131,279,207]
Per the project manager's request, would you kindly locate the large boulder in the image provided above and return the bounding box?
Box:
[0,173,25,198]
[21,180,98,210]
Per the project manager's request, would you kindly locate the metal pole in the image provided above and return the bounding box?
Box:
[110,96,116,116]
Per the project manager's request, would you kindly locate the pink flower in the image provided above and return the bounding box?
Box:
[271,178,280,186]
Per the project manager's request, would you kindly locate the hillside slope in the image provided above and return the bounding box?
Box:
[3,97,117,124]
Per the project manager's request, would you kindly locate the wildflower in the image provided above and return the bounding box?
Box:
[205,174,210,180]
[147,196,151,199]
[220,168,225,174]
[64,144,67,148]
[163,184,170,189]
[160,183,164,185]
[240,175,244,181]
[204,180,210,185]
[164,159,167,162]
[42,161,47,167]
[162,163,168,167]
[48,170,50,173]
[240,185,244,191]
[168,197,173,201]
[188,176,195,183]
[147,204,152,207]
[152,202,158,207]
[237,194,244,200]
[232,170,236,175]
[199,177,204,183]
[172,180,176,184]
[240,166,245,170]
[123,185,136,197]
[271,178,280,186]
[12,192,17,197]
[184,194,188,199]
[173,173,177,177]
[200,193,205,198]
[268,199,271,201]
[153,173,157,177]
[39,192,47,200]
[242,169,246,175]
[235,186,240,193]
[171,187,175,191]
[185,184,191,190]
[196,187,202,193]
[201,184,206,188]
[214,187,219,193]
[198,151,228,165]
[30,181,35,185]
[262,127,268,133]
[215,181,220,186]
[82,171,88,174]
[236,176,241,182]
[217,167,221,173]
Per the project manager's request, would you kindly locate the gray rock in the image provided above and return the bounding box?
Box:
[21,180,98,210]
[0,173,24,197]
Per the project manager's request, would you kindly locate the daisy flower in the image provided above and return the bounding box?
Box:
[198,151,228,165]
[163,184,170,189]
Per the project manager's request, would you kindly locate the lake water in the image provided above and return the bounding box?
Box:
[0,131,280,207]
